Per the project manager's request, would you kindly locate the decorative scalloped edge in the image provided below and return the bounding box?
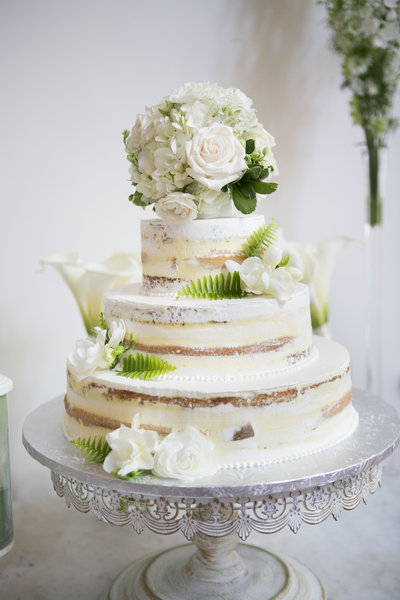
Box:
[50,463,382,539]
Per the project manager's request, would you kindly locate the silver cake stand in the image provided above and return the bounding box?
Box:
[23,390,400,600]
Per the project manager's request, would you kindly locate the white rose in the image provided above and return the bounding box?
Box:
[185,124,247,191]
[103,415,158,476]
[155,192,198,224]
[69,329,109,378]
[238,256,270,295]
[153,427,217,480]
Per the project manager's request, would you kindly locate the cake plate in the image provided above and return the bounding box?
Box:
[22,390,400,600]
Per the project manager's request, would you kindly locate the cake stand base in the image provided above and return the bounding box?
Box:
[109,532,324,600]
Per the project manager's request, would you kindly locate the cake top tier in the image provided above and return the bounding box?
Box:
[141,214,264,294]
[123,82,278,222]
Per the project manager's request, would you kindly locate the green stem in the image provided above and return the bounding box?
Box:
[365,134,383,227]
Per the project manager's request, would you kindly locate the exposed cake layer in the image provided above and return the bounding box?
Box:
[141,215,265,293]
[64,336,357,467]
[104,282,313,377]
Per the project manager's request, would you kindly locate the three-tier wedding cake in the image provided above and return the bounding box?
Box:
[63,83,358,480]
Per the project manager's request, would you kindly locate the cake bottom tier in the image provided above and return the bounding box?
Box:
[64,336,357,468]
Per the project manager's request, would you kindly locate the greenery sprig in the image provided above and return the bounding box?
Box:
[242,220,277,258]
[223,139,278,214]
[321,0,400,226]
[177,271,245,300]
[71,437,111,463]
[117,353,176,380]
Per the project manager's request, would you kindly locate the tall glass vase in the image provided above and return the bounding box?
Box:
[364,146,385,398]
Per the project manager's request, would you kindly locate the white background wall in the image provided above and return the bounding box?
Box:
[1,0,399,500]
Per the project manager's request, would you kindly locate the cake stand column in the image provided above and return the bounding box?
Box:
[109,528,325,600]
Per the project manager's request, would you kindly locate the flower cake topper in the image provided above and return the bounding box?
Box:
[124,82,278,222]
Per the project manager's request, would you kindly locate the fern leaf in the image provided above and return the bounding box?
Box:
[176,271,245,300]
[71,437,111,463]
[117,353,176,379]
[242,220,277,258]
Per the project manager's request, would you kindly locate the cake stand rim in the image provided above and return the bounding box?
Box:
[22,389,400,500]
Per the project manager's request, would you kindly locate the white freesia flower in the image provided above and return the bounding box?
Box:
[238,257,271,295]
[262,245,283,269]
[69,329,109,378]
[107,319,126,348]
[103,415,159,477]
[153,427,217,480]
[226,246,303,300]
[40,252,141,334]
[155,192,198,223]
[267,267,297,301]
[69,318,126,379]
[278,233,351,328]
[185,124,247,191]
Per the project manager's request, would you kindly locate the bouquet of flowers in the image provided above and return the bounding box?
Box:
[321,0,400,226]
[123,82,278,222]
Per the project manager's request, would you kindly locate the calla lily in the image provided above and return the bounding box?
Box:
[278,234,352,329]
[40,251,141,334]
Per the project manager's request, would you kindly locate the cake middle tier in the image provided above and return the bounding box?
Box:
[104,282,313,378]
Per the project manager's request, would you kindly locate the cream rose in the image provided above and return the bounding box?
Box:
[103,415,159,476]
[153,427,217,480]
[155,192,198,223]
[185,124,247,191]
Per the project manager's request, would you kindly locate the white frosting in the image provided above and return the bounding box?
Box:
[65,336,355,469]
[67,336,347,397]
[141,214,265,242]
[141,214,265,292]
[104,282,313,377]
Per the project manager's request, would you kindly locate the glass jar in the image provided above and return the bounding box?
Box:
[0,374,13,557]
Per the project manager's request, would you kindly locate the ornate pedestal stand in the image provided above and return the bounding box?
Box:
[23,391,400,600]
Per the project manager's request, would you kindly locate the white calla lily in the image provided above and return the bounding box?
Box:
[278,233,352,328]
[40,251,141,334]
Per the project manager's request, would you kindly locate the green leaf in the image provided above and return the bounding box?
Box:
[237,181,256,200]
[252,181,278,195]
[97,312,108,330]
[112,469,144,481]
[117,353,176,380]
[128,192,147,208]
[242,220,277,258]
[122,129,130,145]
[245,166,262,180]
[159,100,174,116]
[245,139,255,154]
[232,185,257,214]
[71,437,111,463]
[260,167,272,179]
[277,254,290,268]
[177,271,245,300]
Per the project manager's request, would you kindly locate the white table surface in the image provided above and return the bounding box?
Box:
[1,451,400,600]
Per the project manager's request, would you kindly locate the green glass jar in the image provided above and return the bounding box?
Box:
[0,374,13,558]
